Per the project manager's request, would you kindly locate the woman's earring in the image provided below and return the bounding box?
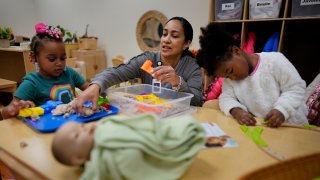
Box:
[35,62,39,72]
[64,65,67,71]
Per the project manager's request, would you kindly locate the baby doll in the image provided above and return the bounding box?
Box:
[52,114,205,180]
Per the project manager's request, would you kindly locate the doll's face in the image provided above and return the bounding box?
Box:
[53,121,96,165]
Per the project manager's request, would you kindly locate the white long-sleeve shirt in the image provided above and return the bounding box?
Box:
[219,52,308,124]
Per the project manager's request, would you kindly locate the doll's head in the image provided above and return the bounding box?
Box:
[51,121,96,165]
[29,23,67,79]
[197,22,252,81]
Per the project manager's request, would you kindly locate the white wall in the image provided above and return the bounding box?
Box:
[1,0,210,67]
[0,0,37,37]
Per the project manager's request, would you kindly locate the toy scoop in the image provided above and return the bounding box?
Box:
[140,60,153,75]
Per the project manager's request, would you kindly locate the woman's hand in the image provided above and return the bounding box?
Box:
[152,66,180,86]
[1,99,35,119]
[74,84,100,114]
[230,107,256,126]
[265,109,285,127]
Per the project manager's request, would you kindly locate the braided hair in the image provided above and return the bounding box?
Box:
[30,34,63,57]
[30,23,63,57]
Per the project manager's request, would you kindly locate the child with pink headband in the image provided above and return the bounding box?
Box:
[12,23,88,106]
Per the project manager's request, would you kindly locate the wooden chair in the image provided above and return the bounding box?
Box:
[240,152,320,180]
[112,55,125,67]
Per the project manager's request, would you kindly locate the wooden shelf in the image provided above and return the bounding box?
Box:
[213,16,320,23]
[209,0,320,84]
[71,49,107,82]
[0,47,34,83]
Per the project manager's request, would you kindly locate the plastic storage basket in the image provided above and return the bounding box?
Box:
[215,0,243,20]
[291,0,320,17]
[249,0,283,19]
[107,84,194,118]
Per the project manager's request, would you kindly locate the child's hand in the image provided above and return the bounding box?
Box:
[264,109,285,127]
[2,100,35,119]
[230,107,256,126]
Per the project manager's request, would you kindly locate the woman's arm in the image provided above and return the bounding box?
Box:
[91,53,150,94]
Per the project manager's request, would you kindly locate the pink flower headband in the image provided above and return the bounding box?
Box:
[35,22,62,39]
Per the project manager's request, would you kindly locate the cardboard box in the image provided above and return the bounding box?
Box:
[79,38,97,50]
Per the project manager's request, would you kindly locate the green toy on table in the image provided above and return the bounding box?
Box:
[98,96,110,110]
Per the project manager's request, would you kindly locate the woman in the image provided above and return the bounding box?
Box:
[75,17,203,111]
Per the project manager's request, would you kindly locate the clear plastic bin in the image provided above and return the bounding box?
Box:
[107,84,194,118]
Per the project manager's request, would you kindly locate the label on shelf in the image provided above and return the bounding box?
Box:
[255,0,274,8]
[222,3,235,10]
[300,0,320,6]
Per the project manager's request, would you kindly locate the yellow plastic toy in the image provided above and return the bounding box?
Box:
[19,107,45,117]
[135,94,166,104]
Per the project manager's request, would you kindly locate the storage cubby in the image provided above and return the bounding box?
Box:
[244,21,282,52]
[209,0,320,84]
[282,19,320,84]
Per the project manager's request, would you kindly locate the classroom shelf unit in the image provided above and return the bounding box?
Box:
[71,49,107,82]
[0,47,34,83]
[209,0,320,84]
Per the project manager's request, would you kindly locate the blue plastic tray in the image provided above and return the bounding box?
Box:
[20,105,119,133]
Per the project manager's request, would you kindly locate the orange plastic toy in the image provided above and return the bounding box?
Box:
[140,60,153,75]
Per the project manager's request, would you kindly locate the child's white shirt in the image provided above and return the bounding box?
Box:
[219,52,308,124]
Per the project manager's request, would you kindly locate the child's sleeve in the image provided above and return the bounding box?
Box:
[305,73,320,102]
[14,79,37,101]
[272,53,306,120]
[219,79,248,116]
[206,78,224,101]
[305,75,320,125]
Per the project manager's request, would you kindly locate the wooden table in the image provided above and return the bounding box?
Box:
[0,108,320,179]
[0,78,17,93]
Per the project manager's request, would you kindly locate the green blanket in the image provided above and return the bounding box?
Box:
[80,113,205,180]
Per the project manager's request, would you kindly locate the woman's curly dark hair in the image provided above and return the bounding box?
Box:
[196,22,240,76]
